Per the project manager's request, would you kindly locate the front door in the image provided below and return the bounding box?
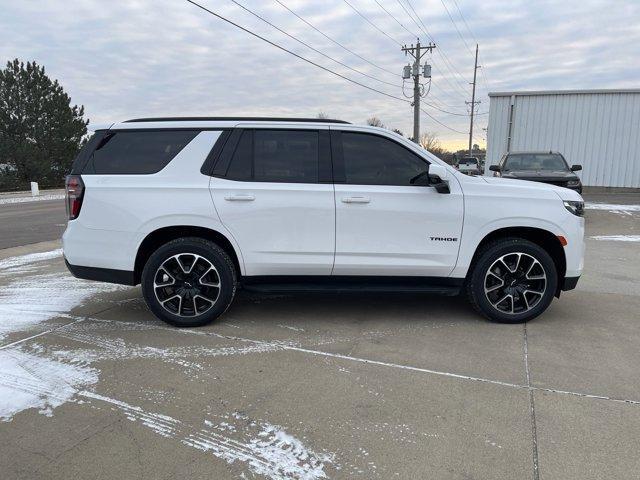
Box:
[210,128,335,276]
[331,130,464,277]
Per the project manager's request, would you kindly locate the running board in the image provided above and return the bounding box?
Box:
[241,276,463,296]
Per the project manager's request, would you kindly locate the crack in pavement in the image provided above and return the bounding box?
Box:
[58,314,640,407]
[523,323,540,480]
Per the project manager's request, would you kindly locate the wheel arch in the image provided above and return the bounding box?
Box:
[467,226,566,294]
[134,226,243,285]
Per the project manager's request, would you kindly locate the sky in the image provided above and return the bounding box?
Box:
[1,0,639,150]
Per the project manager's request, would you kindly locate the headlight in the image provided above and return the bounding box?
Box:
[563,200,584,217]
[567,180,580,186]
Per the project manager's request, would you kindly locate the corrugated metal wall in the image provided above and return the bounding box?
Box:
[486,91,640,188]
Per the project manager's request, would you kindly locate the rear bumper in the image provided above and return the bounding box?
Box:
[561,275,580,291]
[65,258,136,286]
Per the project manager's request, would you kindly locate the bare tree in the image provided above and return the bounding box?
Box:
[316,112,330,119]
[419,131,449,160]
[366,116,385,128]
[419,132,440,150]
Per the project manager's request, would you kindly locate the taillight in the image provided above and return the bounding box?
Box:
[65,175,85,220]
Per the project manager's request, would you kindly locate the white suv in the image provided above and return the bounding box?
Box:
[63,117,584,327]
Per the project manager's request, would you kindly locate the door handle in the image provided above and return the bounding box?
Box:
[341,196,370,204]
[224,194,255,201]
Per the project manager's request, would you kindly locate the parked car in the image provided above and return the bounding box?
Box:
[63,117,584,327]
[455,156,482,175]
[490,152,583,193]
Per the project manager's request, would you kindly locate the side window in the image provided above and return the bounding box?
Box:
[226,131,252,181]
[341,132,427,186]
[226,130,319,183]
[84,130,199,174]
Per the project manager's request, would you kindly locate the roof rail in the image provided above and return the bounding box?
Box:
[124,116,351,124]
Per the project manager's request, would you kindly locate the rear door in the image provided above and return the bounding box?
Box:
[209,127,335,276]
[331,129,464,277]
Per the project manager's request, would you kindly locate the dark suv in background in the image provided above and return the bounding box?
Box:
[490,152,582,193]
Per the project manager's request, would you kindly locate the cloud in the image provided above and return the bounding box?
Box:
[1,0,639,149]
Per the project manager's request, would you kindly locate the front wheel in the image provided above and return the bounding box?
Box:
[141,237,237,327]
[467,238,558,323]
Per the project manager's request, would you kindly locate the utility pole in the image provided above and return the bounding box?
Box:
[402,40,436,144]
[466,44,481,157]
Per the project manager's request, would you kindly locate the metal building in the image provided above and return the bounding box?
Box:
[486,89,640,188]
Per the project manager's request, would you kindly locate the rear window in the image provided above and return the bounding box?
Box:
[83,130,199,174]
[458,158,478,165]
[70,131,106,174]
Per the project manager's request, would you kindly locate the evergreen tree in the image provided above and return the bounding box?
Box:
[0,59,88,188]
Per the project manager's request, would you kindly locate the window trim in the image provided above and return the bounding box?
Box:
[212,128,332,184]
[330,130,430,186]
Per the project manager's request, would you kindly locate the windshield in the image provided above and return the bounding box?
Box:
[458,158,478,166]
[503,153,568,172]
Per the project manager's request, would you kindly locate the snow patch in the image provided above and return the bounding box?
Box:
[53,329,284,365]
[591,235,640,242]
[0,248,63,273]
[585,203,640,216]
[82,392,335,480]
[277,324,305,332]
[0,271,126,340]
[0,348,97,421]
[0,194,65,205]
[184,417,334,479]
[81,391,179,438]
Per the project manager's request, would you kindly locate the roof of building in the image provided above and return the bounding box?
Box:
[124,117,350,124]
[489,88,640,97]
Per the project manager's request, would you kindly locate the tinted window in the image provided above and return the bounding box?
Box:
[70,131,104,174]
[226,131,253,181]
[84,130,198,174]
[341,132,427,185]
[226,130,319,183]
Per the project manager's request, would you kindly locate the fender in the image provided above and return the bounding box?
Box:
[131,214,246,275]
[451,216,567,278]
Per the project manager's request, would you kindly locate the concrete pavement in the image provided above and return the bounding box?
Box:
[0,194,639,479]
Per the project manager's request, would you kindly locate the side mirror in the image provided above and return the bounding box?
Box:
[489,165,501,172]
[428,164,450,194]
[571,164,582,172]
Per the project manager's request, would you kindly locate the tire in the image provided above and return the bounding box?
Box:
[141,237,237,327]
[467,238,558,324]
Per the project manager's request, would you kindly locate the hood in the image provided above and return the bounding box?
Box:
[481,176,583,201]
[502,170,579,180]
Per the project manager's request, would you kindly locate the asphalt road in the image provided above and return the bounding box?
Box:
[0,198,66,249]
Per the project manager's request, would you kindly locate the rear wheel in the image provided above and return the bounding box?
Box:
[141,237,237,327]
[467,238,558,323]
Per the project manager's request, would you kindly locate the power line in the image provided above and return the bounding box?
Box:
[274,0,399,78]
[394,0,427,40]
[371,0,472,103]
[437,0,474,57]
[450,0,493,93]
[186,0,471,140]
[228,0,400,88]
[373,0,418,39]
[185,0,408,103]
[399,0,473,98]
[423,100,472,116]
[342,0,403,46]
[420,108,468,134]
